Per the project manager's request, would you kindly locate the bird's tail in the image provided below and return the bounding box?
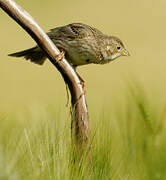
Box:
[8,46,46,65]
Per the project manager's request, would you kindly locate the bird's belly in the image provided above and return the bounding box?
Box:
[66,44,97,66]
[68,52,90,66]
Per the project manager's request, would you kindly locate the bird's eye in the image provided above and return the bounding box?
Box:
[117,46,121,50]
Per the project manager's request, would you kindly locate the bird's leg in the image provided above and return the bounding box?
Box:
[77,73,85,92]
[56,52,85,92]
[73,71,86,105]
[73,66,85,93]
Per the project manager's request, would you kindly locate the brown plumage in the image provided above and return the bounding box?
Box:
[8,23,130,66]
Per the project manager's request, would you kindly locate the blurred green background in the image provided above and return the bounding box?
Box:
[1,0,166,110]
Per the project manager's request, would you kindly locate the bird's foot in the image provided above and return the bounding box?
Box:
[76,79,85,103]
[55,50,65,62]
[80,80,85,93]
[75,80,85,103]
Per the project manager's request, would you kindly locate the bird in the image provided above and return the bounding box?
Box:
[8,23,130,67]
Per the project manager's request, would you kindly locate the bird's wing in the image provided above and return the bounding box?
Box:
[48,23,103,40]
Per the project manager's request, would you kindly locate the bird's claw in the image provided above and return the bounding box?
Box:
[55,50,65,62]
[76,80,85,102]
[80,80,85,94]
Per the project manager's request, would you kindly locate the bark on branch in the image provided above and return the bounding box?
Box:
[0,0,90,154]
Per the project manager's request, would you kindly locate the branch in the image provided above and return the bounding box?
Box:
[0,0,90,153]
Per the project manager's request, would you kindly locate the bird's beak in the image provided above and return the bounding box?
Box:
[121,49,130,56]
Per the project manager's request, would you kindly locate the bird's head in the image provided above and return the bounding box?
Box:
[104,36,130,61]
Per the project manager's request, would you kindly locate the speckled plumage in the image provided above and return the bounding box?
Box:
[8,23,130,66]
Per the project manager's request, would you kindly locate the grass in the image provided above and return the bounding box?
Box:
[0,83,166,180]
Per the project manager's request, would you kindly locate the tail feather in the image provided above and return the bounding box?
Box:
[8,46,46,65]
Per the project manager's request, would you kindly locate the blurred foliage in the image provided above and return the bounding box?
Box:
[0,84,166,179]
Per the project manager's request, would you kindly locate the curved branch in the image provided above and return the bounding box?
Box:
[0,0,89,152]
